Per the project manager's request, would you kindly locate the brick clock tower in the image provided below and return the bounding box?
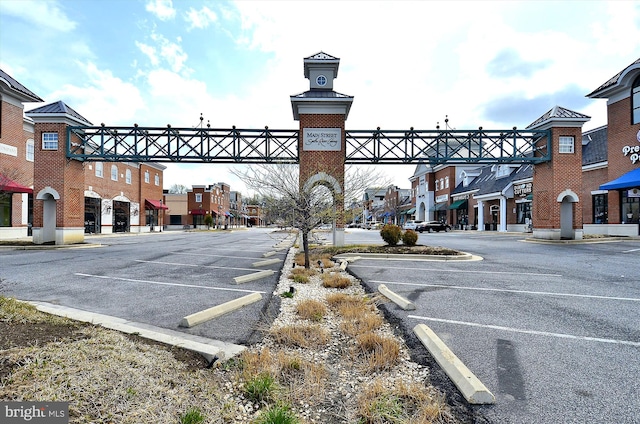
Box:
[291,52,354,246]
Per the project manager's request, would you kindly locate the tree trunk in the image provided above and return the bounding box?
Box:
[302,230,310,268]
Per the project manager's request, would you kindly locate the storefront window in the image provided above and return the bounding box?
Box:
[592,194,608,224]
[621,190,639,224]
[516,202,531,224]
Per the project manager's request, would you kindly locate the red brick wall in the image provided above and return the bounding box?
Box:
[581,167,608,224]
[299,114,346,226]
[33,123,84,228]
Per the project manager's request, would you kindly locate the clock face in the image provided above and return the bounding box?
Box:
[316,75,327,87]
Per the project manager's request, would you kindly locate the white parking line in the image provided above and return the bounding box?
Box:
[351,264,561,277]
[75,273,265,294]
[172,252,274,260]
[408,315,640,347]
[622,248,640,253]
[371,280,640,302]
[135,259,256,272]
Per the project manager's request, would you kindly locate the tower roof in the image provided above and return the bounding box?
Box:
[303,51,340,78]
[525,105,590,130]
[26,100,92,125]
[0,68,44,103]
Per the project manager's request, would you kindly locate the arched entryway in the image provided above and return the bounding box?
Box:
[558,189,579,240]
[35,187,60,244]
[303,171,343,245]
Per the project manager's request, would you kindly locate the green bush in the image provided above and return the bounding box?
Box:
[204,214,213,228]
[379,224,402,246]
[402,229,418,246]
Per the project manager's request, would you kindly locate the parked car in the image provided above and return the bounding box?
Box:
[403,220,423,230]
[416,221,451,233]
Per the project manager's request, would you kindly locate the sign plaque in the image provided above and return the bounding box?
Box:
[303,128,341,151]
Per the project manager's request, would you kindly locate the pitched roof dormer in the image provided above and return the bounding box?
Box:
[304,51,340,91]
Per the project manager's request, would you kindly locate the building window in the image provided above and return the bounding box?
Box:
[26,139,34,162]
[195,193,202,203]
[445,176,449,189]
[154,174,159,186]
[592,193,608,224]
[558,136,574,154]
[111,165,118,181]
[42,132,58,150]
[435,180,439,191]
[95,162,103,178]
[126,169,132,184]
[621,189,639,224]
[633,75,640,125]
[144,170,150,183]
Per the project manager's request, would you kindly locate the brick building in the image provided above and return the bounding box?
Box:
[0,69,43,238]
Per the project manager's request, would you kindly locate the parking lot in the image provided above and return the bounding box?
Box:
[1,228,639,423]
[0,228,292,346]
[344,229,640,424]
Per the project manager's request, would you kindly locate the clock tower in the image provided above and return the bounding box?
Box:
[291,52,354,246]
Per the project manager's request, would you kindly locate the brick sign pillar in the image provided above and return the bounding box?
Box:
[291,53,354,246]
[29,119,85,245]
[530,107,590,240]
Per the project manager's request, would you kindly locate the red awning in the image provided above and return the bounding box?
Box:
[0,175,33,194]
[145,199,168,210]
[190,209,206,215]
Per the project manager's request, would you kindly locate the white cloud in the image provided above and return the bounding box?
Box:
[0,0,76,32]
[135,42,159,66]
[150,33,189,74]
[185,6,218,30]
[145,0,176,21]
[47,62,145,126]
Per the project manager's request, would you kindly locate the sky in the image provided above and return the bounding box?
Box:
[1,0,639,195]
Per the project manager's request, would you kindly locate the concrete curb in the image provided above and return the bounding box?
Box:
[378,284,416,310]
[334,252,481,262]
[252,258,282,267]
[263,251,277,257]
[234,269,275,284]
[28,301,245,364]
[413,324,495,404]
[0,243,103,251]
[180,292,262,328]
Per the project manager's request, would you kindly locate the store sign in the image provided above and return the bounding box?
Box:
[622,130,640,164]
[513,182,532,197]
[452,194,469,201]
[303,128,341,151]
[436,194,449,203]
[0,143,18,157]
[629,188,640,198]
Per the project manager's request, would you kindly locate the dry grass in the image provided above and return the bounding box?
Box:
[0,297,69,325]
[354,332,401,372]
[356,379,453,424]
[294,252,334,269]
[289,267,317,284]
[326,293,376,319]
[321,272,352,289]
[295,299,327,322]
[269,324,330,349]
[339,311,384,337]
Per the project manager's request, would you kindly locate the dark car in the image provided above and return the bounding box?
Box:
[416,220,451,233]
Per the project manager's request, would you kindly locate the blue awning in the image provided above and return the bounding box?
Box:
[600,168,640,190]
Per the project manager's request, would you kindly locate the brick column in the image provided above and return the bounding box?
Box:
[32,122,85,244]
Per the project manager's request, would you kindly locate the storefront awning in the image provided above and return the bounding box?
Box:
[0,175,32,194]
[430,203,447,211]
[600,168,640,190]
[448,199,468,210]
[190,209,206,215]
[526,193,533,201]
[224,211,231,216]
[404,208,416,215]
[145,199,168,210]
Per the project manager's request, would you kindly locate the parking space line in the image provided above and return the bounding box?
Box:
[622,248,640,253]
[352,264,561,277]
[372,280,640,302]
[75,273,265,294]
[135,259,256,272]
[408,315,640,347]
[171,252,281,260]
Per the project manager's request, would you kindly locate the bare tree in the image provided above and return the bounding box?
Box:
[231,163,390,268]
[168,184,189,194]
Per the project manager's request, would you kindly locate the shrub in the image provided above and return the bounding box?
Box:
[321,272,351,289]
[203,214,213,228]
[380,224,402,246]
[402,229,418,246]
[296,299,327,322]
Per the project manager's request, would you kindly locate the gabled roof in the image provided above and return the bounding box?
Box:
[304,52,340,79]
[452,164,534,197]
[587,58,640,98]
[581,125,608,166]
[25,100,92,125]
[0,69,44,103]
[305,52,339,61]
[290,90,353,99]
[525,105,590,130]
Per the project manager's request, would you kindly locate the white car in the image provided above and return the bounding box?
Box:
[403,220,423,230]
